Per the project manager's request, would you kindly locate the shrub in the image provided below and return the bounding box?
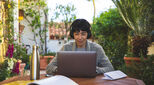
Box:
[44,51,56,56]
[125,55,154,85]
[92,8,130,69]
[13,43,30,65]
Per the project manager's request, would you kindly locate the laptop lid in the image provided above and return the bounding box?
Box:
[57,51,97,77]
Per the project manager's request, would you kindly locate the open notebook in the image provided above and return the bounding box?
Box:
[102,70,127,80]
[28,75,78,85]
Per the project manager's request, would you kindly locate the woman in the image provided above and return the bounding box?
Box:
[46,19,114,75]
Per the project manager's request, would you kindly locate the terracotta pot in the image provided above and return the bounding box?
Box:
[19,63,26,76]
[124,56,141,66]
[40,56,54,70]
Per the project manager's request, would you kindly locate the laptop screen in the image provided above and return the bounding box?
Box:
[57,51,97,77]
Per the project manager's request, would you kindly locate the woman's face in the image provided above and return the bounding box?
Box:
[73,30,88,48]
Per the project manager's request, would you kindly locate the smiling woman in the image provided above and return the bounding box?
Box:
[73,31,88,48]
[70,19,91,48]
[46,19,114,75]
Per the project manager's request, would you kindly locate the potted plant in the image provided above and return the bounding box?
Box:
[55,34,59,40]
[112,0,153,66]
[124,34,151,66]
[125,54,154,85]
[13,43,30,69]
[40,52,56,70]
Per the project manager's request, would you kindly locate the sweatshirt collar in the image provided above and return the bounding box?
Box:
[72,40,90,51]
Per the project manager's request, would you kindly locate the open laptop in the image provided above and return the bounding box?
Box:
[57,51,97,77]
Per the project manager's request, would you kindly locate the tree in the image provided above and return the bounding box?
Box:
[20,0,48,54]
[87,0,96,41]
[51,4,76,40]
[112,0,153,36]
[112,0,154,57]
[87,0,96,23]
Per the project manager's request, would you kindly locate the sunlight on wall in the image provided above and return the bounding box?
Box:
[148,42,154,55]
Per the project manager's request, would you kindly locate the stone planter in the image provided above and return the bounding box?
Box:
[40,56,54,70]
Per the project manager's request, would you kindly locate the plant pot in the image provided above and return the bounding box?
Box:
[124,56,141,66]
[40,56,54,70]
[19,63,26,76]
[17,60,26,76]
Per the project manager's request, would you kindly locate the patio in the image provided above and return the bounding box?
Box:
[0,0,153,85]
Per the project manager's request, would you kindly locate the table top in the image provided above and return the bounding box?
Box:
[0,74,145,85]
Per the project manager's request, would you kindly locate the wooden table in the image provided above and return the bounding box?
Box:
[0,74,145,85]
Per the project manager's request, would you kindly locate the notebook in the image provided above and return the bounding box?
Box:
[28,75,78,85]
[102,70,127,80]
[57,51,97,77]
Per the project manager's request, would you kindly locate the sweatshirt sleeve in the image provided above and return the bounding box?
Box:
[46,46,64,75]
[96,45,114,74]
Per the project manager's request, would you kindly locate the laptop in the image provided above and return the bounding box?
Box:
[57,51,97,77]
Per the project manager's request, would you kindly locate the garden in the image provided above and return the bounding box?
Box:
[0,0,154,85]
[92,1,154,85]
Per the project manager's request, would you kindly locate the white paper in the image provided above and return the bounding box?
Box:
[28,75,78,85]
[102,70,127,80]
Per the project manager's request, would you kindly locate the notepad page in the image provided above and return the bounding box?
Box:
[28,75,78,85]
[103,70,127,80]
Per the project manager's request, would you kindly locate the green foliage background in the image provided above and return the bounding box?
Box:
[125,55,154,85]
[92,8,130,69]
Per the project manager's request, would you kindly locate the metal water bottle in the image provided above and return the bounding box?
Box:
[30,45,40,80]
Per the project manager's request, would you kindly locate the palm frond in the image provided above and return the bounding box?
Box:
[112,0,153,37]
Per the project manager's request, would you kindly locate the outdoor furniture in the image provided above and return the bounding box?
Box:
[0,74,145,85]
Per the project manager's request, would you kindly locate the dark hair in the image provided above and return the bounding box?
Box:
[70,19,92,39]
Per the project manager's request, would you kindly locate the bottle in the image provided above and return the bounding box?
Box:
[30,45,40,80]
